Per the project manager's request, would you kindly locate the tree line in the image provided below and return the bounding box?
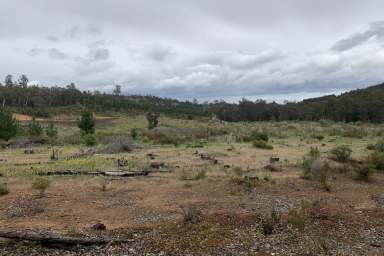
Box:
[209,83,384,123]
[1,74,384,123]
[0,75,210,118]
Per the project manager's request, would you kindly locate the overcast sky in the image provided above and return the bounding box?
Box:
[1,0,384,102]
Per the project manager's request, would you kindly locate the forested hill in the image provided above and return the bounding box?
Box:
[1,80,384,122]
[0,83,210,118]
[210,82,384,123]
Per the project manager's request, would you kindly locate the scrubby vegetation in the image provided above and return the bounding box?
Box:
[1,80,384,255]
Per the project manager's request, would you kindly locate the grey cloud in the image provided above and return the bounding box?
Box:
[48,48,68,60]
[88,48,110,61]
[1,0,384,102]
[332,21,384,52]
[47,35,59,42]
[28,47,43,56]
[148,45,174,61]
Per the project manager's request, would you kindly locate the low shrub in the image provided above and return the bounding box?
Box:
[193,168,207,180]
[367,152,384,171]
[330,145,352,163]
[248,130,269,142]
[83,134,97,146]
[32,177,51,195]
[253,140,273,150]
[302,147,320,179]
[0,182,9,196]
[287,209,308,232]
[366,144,376,150]
[354,164,374,181]
[130,128,139,140]
[374,140,384,153]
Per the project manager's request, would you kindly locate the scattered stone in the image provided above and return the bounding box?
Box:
[264,164,282,172]
[269,156,280,164]
[91,222,106,231]
[150,162,165,169]
[24,149,35,154]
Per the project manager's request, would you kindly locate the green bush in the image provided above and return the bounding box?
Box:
[130,128,139,139]
[246,130,269,142]
[367,152,384,171]
[32,177,51,195]
[374,141,384,153]
[302,147,320,179]
[46,123,58,138]
[253,140,273,150]
[0,183,9,196]
[366,144,376,150]
[0,109,18,141]
[355,164,374,181]
[78,111,95,134]
[28,117,43,137]
[193,168,207,180]
[330,145,352,163]
[83,134,97,146]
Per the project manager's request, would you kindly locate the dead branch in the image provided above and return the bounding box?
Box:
[0,229,131,245]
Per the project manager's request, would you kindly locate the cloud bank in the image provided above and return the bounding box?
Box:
[1,0,384,102]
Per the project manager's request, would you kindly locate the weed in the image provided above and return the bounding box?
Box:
[193,168,208,180]
[246,130,269,142]
[287,209,308,232]
[233,166,243,177]
[302,147,320,179]
[253,140,273,150]
[99,177,112,191]
[366,151,384,171]
[0,182,9,196]
[83,134,97,146]
[263,172,272,182]
[354,164,374,181]
[330,145,352,163]
[374,140,384,152]
[32,176,51,195]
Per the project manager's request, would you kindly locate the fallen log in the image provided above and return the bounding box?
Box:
[41,169,151,177]
[39,168,172,177]
[0,229,131,245]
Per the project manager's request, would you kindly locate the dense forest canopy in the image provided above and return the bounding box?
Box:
[210,83,384,123]
[1,75,384,122]
[0,75,210,118]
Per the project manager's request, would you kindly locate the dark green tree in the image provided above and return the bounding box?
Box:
[28,117,43,137]
[78,111,95,134]
[4,75,13,87]
[146,111,159,130]
[46,122,58,138]
[0,109,18,141]
[18,74,29,88]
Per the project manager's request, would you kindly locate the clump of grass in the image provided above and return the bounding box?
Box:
[262,172,272,182]
[230,176,259,193]
[354,164,374,181]
[253,140,273,150]
[246,130,269,142]
[287,209,308,232]
[32,176,51,195]
[262,209,280,235]
[99,177,112,192]
[374,140,384,153]
[193,168,207,180]
[366,144,375,150]
[232,166,243,177]
[366,151,384,171]
[302,147,320,179]
[329,145,352,163]
[83,134,97,146]
[0,182,9,196]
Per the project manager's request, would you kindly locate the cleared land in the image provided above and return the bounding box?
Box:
[0,114,383,255]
